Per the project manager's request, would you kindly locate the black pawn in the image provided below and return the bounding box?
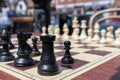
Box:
[62,41,74,64]
[14,31,34,67]
[0,27,14,61]
[8,32,15,49]
[31,37,41,56]
[38,35,59,76]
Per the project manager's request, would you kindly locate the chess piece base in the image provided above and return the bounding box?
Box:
[0,52,14,62]
[38,64,60,76]
[62,57,74,64]
[14,58,34,67]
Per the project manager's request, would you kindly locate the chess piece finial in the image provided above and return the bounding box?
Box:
[62,41,74,64]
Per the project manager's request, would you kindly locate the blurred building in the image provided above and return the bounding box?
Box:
[51,0,116,15]
[115,0,120,7]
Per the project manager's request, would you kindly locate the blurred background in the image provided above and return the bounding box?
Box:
[0,0,119,34]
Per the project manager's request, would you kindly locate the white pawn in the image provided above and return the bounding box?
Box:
[54,27,61,40]
[92,23,100,43]
[99,29,107,44]
[71,17,79,39]
[114,29,120,45]
[63,23,68,30]
[72,17,78,29]
[86,28,93,42]
[79,20,87,40]
[74,28,80,40]
[41,26,46,35]
[106,26,114,44]
[63,28,69,40]
[48,25,53,35]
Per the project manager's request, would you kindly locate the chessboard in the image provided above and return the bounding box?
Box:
[0,33,120,80]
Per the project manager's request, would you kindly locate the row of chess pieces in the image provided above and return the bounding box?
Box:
[0,27,75,76]
[41,17,120,45]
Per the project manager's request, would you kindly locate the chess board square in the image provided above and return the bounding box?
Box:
[84,50,110,56]
[0,70,20,80]
[55,51,78,56]
[54,45,74,50]
[105,45,120,48]
[54,41,64,44]
[54,45,64,49]
[78,46,98,49]
[57,59,89,69]
[95,47,119,52]
[73,53,102,62]
[7,60,39,71]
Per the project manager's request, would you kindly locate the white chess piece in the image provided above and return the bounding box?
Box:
[79,20,87,40]
[63,28,69,40]
[63,23,68,30]
[114,29,120,45]
[54,27,61,40]
[41,26,46,35]
[99,29,107,44]
[106,26,114,44]
[92,23,100,43]
[74,28,80,40]
[86,28,93,42]
[72,17,79,39]
[48,25,53,35]
[72,17,78,29]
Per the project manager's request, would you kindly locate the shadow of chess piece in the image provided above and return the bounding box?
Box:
[14,31,34,67]
[38,35,59,76]
[0,27,14,61]
[31,37,41,56]
[62,41,74,64]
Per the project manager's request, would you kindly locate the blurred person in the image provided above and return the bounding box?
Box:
[0,4,12,31]
[32,0,52,33]
[16,0,27,15]
[7,0,17,17]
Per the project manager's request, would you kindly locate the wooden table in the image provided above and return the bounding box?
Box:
[10,16,34,33]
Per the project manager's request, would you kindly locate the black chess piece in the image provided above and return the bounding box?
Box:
[0,27,14,61]
[14,31,34,67]
[62,41,74,64]
[31,37,41,56]
[38,35,59,76]
[8,32,15,49]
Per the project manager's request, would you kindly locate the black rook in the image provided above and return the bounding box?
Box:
[38,35,59,76]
